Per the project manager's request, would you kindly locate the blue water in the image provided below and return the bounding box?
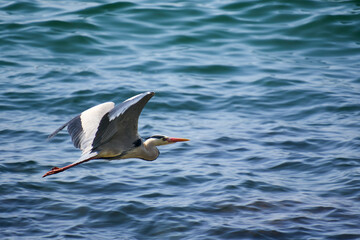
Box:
[1,0,360,239]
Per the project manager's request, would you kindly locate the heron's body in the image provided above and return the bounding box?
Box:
[96,137,159,161]
[43,92,189,177]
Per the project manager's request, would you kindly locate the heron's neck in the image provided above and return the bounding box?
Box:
[141,139,160,161]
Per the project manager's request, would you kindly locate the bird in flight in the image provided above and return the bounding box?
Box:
[43,92,189,177]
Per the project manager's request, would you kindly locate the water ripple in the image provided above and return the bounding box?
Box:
[1,0,360,239]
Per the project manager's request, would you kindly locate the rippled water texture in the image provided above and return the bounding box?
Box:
[1,1,360,239]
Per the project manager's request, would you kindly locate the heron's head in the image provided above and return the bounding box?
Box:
[145,135,189,146]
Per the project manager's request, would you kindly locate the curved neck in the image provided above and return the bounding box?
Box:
[141,139,160,161]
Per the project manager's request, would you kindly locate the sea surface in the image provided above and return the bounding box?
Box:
[1,0,360,239]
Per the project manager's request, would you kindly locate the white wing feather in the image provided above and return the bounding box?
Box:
[79,102,115,153]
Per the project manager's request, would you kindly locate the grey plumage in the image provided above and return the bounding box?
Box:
[43,91,189,177]
[49,92,154,160]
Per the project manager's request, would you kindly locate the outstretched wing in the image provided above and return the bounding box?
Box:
[48,102,115,153]
[91,92,155,152]
[48,92,154,160]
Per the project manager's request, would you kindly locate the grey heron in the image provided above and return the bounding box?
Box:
[43,92,189,177]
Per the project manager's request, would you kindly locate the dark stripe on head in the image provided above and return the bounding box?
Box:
[149,135,165,139]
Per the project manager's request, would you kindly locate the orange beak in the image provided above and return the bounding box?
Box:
[167,137,190,143]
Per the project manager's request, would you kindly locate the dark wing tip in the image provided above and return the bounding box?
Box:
[138,91,155,99]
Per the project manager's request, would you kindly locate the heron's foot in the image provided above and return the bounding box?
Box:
[43,166,62,178]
